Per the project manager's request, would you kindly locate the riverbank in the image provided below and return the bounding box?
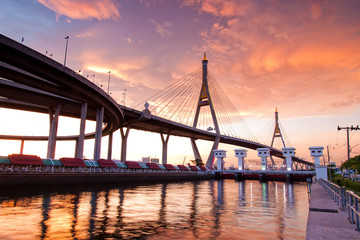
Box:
[306,180,359,239]
[0,172,214,188]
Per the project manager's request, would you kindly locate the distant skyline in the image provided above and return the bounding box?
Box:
[1,0,360,166]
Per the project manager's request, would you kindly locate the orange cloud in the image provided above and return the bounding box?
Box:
[38,0,120,21]
[187,0,360,117]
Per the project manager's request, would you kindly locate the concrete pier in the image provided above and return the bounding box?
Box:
[306,180,359,239]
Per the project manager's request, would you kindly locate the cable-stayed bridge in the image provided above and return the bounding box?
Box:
[120,54,311,169]
[0,34,312,170]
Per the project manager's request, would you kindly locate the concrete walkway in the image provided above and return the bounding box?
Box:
[306,180,360,240]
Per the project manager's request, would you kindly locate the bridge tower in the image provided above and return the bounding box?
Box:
[270,108,286,148]
[191,53,221,167]
[270,108,287,169]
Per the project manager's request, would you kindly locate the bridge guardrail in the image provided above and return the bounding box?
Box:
[319,178,360,230]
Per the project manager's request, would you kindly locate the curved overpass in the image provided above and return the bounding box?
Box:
[0,34,123,140]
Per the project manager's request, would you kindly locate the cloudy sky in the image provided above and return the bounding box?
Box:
[1,0,360,166]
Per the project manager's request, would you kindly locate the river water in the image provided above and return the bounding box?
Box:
[0,180,309,239]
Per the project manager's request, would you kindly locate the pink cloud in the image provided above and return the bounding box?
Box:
[311,3,323,20]
[191,0,249,17]
[38,0,120,21]
[149,19,173,37]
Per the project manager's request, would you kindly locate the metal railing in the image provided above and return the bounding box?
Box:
[319,178,360,230]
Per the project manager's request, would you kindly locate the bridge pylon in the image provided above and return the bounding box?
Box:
[271,108,286,148]
[270,108,287,169]
[191,54,221,167]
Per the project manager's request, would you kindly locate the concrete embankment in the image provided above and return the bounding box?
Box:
[0,172,215,187]
[306,180,359,240]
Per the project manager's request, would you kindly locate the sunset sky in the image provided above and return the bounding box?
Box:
[1,0,360,167]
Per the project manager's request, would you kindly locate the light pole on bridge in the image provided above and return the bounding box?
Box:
[107,71,111,94]
[64,36,69,66]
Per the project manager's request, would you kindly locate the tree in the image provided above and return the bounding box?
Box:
[190,159,204,166]
[341,155,360,173]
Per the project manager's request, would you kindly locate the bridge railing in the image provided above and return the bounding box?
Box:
[319,178,360,230]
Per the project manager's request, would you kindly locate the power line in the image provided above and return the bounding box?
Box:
[337,125,360,160]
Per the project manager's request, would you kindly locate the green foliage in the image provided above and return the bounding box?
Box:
[332,174,360,195]
[332,174,343,186]
[341,155,360,172]
[190,159,204,166]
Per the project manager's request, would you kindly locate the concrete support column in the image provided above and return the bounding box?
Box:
[213,149,226,170]
[74,140,79,157]
[47,104,61,159]
[234,149,247,170]
[107,131,113,160]
[76,102,87,159]
[257,148,270,171]
[20,140,24,155]
[191,139,202,163]
[282,147,296,171]
[120,127,130,162]
[160,132,171,165]
[206,135,221,168]
[93,106,104,161]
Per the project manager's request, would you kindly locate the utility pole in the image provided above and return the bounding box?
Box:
[327,145,332,181]
[337,125,360,160]
[337,125,360,177]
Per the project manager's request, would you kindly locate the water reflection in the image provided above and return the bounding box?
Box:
[0,180,308,239]
[238,180,246,205]
[40,194,50,239]
[89,191,98,238]
[158,184,167,227]
[262,182,269,205]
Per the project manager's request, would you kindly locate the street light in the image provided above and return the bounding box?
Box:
[122,89,126,106]
[107,71,111,94]
[64,36,69,66]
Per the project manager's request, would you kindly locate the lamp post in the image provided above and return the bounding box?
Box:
[122,89,126,106]
[107,71,111,94]
[64,36,69,66]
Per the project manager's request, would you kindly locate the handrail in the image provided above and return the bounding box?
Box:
[319,178,360,230]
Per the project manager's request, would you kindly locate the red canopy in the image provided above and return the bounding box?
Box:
[8,154,44,166]
[60,157,86,167]
[97,159,118,168]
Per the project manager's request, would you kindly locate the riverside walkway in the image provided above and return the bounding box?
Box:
[306,180,359,240]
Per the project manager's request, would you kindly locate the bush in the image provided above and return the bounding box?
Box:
[341,155,360,173]
[332,174,344,185]
[332,175,360,195]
